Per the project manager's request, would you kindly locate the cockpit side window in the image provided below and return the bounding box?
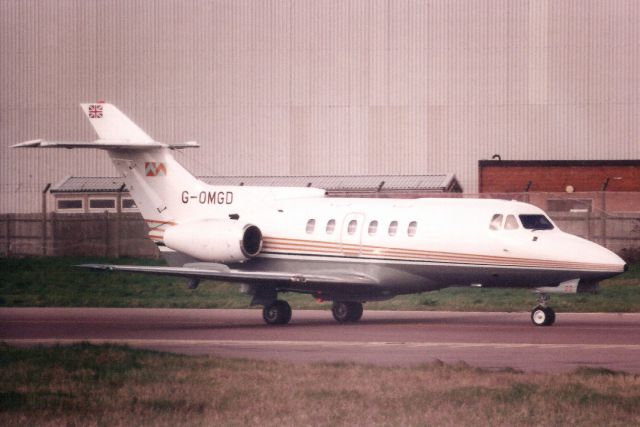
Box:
[519,214,555,230]
[489,214,503,230]
[504,215,519,230]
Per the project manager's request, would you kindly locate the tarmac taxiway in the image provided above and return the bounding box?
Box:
[2,307,640,373]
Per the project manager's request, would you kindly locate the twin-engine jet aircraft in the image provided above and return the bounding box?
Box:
[13,103,627,326]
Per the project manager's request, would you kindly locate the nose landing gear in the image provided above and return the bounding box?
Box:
[531,293,555,326]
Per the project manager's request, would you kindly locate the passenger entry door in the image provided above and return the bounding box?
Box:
[340,213,365,257]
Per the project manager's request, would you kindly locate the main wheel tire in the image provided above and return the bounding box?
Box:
[531,305,555,326]
[332,301,363,323]
[543,306,556,326]
[263,300,292,325]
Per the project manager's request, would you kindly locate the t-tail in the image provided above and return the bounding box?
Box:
[12,102,203,231]
[13,102,325,248]
[79,103,203,227]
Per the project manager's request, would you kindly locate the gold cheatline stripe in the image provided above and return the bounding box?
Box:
[265,236,603,267]
[263,236,616,269]
[262,237,621,272]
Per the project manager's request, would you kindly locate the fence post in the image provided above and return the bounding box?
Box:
[601,191,607,247]
[41,183,51,256]
[115,184,125,258]
[51,212,57,256]
[4,215,10,256]
[104,211,110,258]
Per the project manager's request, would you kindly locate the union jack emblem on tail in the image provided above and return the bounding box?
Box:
[145,162,167,176]
[88,104,103,118]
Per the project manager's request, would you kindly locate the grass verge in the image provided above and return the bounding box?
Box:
[0,257,639,312]
[1,343,640,426]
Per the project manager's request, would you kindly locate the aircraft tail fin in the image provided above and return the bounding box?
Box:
[14,102,204,228]
[80,102,154,143]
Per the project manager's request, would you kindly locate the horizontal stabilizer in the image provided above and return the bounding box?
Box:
[78,263,378,286]
[12,139,199,150]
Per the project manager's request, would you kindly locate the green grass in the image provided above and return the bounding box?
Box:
[1,343,640,426]
[0,257,639,312]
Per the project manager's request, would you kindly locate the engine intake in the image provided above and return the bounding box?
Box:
[163,219,262,263]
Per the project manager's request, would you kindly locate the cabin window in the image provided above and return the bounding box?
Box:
[504,215,519,230]
[408,221,418,237]
[368,220,378,235]
[326,219,336,234]
[347,219,358,235]
[520,214,555,230]
[306,219,316,234]
[489,214,503,230]
[388,221,398,236]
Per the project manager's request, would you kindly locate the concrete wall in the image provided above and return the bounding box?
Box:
[2,0,640,213]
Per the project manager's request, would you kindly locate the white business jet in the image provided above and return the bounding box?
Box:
[13,103,627,326]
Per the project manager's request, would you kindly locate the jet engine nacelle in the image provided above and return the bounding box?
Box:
[163,219,262,263]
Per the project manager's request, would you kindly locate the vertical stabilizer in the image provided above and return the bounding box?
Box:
[78,102,203,228]
[80,102,154,142]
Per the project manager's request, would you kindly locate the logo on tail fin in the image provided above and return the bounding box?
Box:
[145,162,167,176]
[88,105,103,118]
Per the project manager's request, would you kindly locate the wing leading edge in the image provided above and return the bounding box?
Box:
[78,263,378,287]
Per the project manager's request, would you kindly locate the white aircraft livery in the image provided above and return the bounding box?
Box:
[13,102,627,326]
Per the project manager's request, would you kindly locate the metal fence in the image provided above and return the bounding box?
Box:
[0,212,159,258]
[1,192,639,260]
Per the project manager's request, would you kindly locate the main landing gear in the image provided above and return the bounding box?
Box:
[531,293,556,326]
[261,300,364,325]
[331,301,364,323]
[262,300,292,325]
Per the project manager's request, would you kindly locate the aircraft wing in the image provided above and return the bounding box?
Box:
[78,263,378,286]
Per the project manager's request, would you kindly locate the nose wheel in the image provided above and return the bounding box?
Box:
[531,305,555,326]
[531,293,555,326]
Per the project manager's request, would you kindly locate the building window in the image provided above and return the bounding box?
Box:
[347,219,358,235]
[547,199,592,213]
[306,219,316,234]
[407,221,418,237]
[368,220,378,236]
[57,199,83,211]
[121,198,138,210]
[489,214,503,230]
[326,219,336,234]
[388,221,398,236]
[504,215,519,230]
[89,198,116,211]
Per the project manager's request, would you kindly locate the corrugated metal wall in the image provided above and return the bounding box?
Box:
[2,0,640,213]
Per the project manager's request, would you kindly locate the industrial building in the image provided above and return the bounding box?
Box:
[2,1,640,214]
[49,174,462,213]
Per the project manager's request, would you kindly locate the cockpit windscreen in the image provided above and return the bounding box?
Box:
[519,214,554,230]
